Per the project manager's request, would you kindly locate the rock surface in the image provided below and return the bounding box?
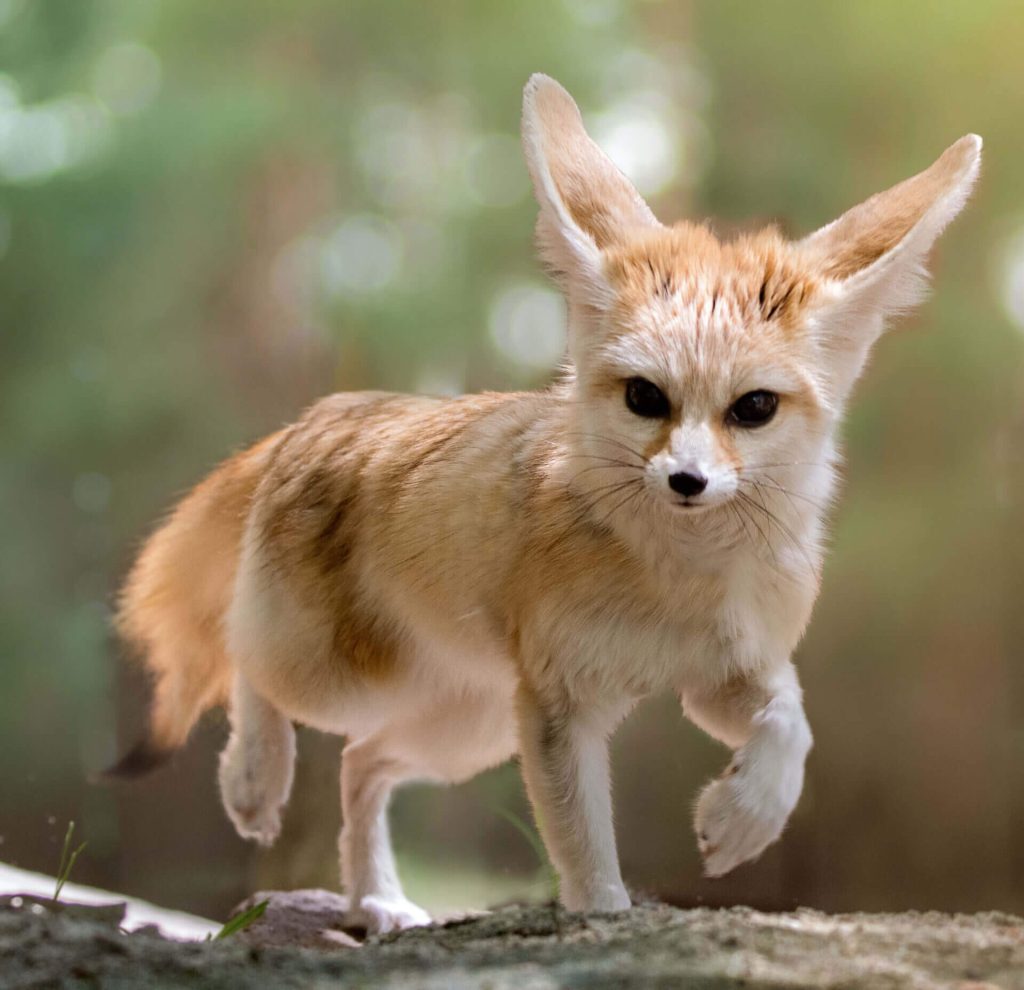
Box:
[3,890,1023,989]
[232,889,362,949]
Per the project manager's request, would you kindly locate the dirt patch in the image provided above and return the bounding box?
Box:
[3,890,1022,989]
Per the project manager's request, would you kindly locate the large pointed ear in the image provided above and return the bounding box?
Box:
[800,134,981,401]
[521,73,660,298]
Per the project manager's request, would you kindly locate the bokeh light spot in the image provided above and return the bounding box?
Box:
[464,134,529,208]
[489,283,566,372]
[0,94,112,183]
[592,95,680,196]
[92,43,162,116]
[563,0,621,27]
[320,215,403,297]
[999,226,1024,334]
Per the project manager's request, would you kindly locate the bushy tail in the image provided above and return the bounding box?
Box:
[102,435,278,779]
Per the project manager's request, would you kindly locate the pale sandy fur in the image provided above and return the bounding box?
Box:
[114,74,981,933]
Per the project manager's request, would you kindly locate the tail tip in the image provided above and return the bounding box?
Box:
[93,739,174,783]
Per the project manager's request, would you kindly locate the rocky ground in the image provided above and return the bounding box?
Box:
[3,889,1023,989]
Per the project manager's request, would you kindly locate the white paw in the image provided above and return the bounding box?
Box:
[694,759,801,877]
[218,746,285,847]
[561,882,631,914]
[349,894,432,936]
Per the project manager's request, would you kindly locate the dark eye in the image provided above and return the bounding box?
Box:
[729,390,778,427]
[625,377,670,418]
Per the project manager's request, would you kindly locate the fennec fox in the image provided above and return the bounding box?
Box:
[108,74,981,933]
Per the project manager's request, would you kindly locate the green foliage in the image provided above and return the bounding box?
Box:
[52,821,87,904]
[209,899,269,941]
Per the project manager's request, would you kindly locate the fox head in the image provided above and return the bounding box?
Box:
[521,74,980,528]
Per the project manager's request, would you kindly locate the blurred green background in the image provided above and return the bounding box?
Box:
[2,0,1023,921]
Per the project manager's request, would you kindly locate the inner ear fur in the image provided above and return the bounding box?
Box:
[802,134,982,284]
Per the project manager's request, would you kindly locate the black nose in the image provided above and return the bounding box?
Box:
[668,471,708,497]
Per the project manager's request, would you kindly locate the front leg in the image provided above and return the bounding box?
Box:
[683,662,812,877]
[516,683,631,913]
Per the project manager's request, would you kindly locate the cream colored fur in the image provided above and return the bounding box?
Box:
[114,74,980,934]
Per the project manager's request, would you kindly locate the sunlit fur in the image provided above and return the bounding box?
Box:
[113,74,980,933]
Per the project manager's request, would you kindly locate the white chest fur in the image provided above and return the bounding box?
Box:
[516,535,817,706]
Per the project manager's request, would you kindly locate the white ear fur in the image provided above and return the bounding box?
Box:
[801,134,982,402]
[521,73,660,301]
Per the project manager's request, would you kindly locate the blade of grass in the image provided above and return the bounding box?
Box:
[492,806,558,900]
[211,899,269,941]
[52,821,87,904]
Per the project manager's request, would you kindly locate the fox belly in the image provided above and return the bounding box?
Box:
[227,525,520,768]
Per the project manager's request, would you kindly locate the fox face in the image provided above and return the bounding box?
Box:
[523,74,980,537]
[573,229,829,515]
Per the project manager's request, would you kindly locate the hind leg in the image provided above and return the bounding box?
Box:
[218,673,296,846]
[339,735,431,934]
[340,689,517,935]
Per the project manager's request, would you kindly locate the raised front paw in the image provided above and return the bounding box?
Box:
[348,894,432,936]
[693,759,802,877]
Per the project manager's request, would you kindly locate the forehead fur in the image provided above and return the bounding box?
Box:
[603,222,821,333]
